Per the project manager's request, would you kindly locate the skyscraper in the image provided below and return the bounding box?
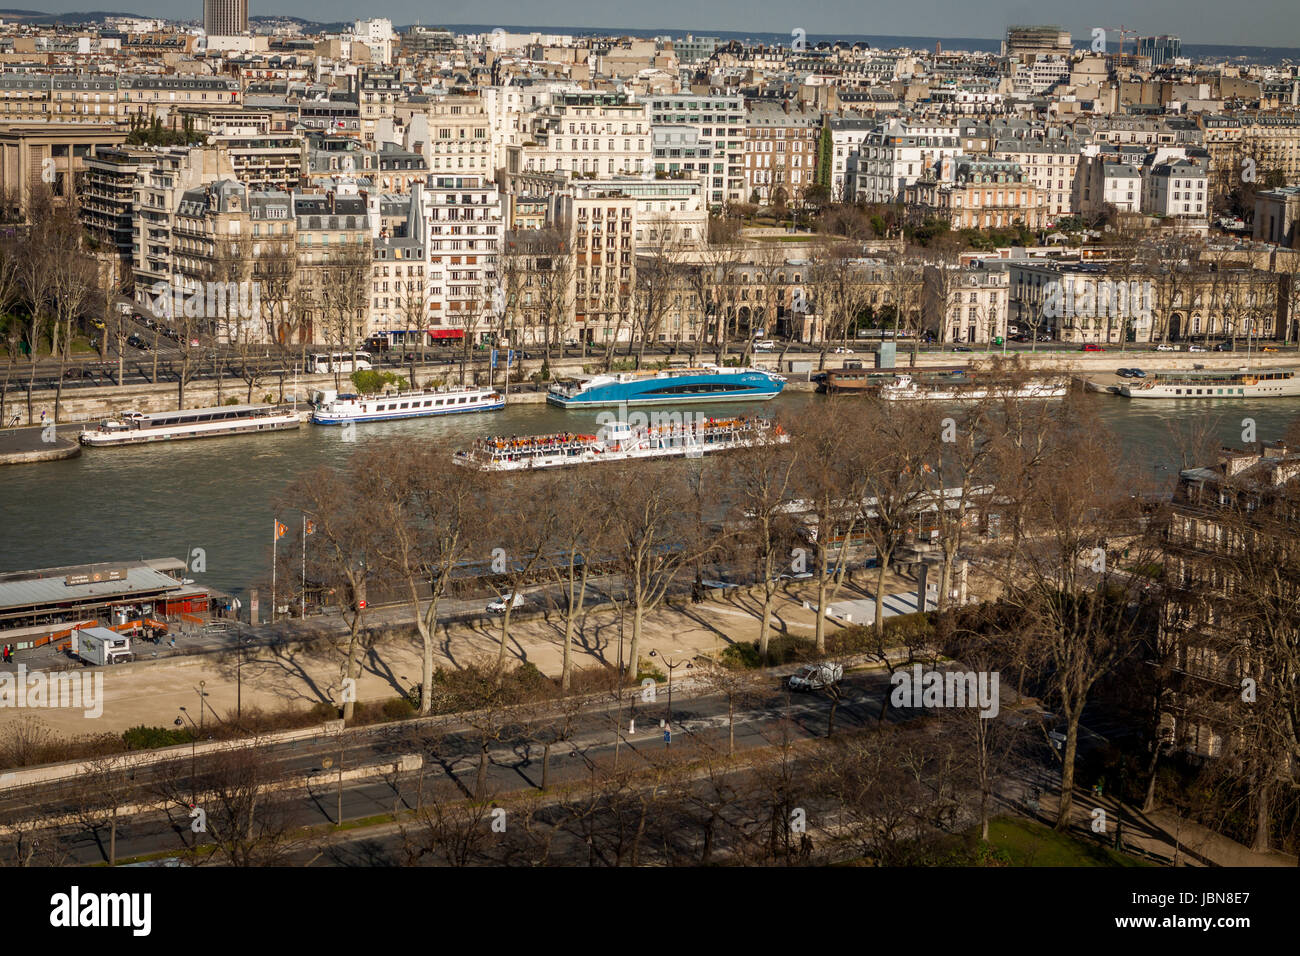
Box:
[1137,35,1182,67]
[204,0,248,36]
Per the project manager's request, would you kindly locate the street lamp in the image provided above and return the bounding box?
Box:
[196,680,210,732]
[236,636,252,726]
[648,650,693,745]
[175,709,198,807]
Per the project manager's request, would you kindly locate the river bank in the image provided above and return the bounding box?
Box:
[3,350,1290,426]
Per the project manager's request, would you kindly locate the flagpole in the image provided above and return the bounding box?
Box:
[271,518,278,625]
[302,513,308,617]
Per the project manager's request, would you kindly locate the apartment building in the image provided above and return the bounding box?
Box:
[171,180,292,343]
[131,148,236,309]
[369,185,435,345]
[742,101,822,204]
[1161,442,1300,759]
[515,91,652,182]
[294,189,374,348]
[647,93,746,206]
[1143,159,1208,220]
[904,156,1048,230]
[652,126,715,186]
[990,135,1080,217]
[216,135,307,191]
[572,176,708,251]
[827,118,874,202]
[119,76,242,118]
[418,174,503,338]
[556,184,638,346]
[353,69,404,146]
[80,146,159,268]
[923,264,1010,344]
[306,136,427,192]
[1076,156,1143,215]
[398,89,492,176]
[855,119,963,204]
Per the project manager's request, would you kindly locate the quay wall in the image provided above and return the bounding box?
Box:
[1,352,1294,426]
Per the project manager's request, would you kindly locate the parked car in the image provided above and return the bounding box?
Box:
[1188,344,1206,352]
[953,345,973,352]
[788,662,844,692]
[486,592,526,614]
[1081,343,1105,352]
[1130,368,1146,378]
[1035,332,1054,342]
[1262,345,1279,352]
[830,346,854,354]
[1155,342,1176,352]
[1116,368,1134,378]
[1010,333,1031,343]
[753,340,778,352]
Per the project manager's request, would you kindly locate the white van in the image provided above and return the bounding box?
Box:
[788,662,843,691]
[487,592,526,614]
[753,340,778,352]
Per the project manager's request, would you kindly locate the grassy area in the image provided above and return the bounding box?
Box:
[984,817,1152,867]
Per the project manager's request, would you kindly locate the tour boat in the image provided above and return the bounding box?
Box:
[309,386,504,424]
[79,404,301,447]
[547,365,785,408]
[454,417,788,471]
[1119,367,1300,399]
[878,374,1068,401]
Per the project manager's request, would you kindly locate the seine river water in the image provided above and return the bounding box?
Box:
[3,390,1299,599]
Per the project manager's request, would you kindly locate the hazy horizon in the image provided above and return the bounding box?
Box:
[7,1,1299,49]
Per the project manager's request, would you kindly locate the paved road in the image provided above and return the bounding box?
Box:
[11,668,908,864]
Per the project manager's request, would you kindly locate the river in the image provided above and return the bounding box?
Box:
[2,391,1298,598]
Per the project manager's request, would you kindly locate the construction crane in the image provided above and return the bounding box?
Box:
[1102,26,1139,58]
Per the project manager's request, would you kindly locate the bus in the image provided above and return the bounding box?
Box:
[312,351,373,374]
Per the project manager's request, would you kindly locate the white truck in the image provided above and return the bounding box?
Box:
[788,661,843,692]
[486,592,526,614]
[71,626,132,666]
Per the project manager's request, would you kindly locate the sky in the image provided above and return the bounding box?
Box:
[18,0,1300,47]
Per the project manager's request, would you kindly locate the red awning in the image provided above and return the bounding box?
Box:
[428,329,464,339]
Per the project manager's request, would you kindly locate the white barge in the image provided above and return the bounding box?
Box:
[310,386,504,424]
[879,374,1068,401]
[454,417,787,471]
[1119,367,1300,399]
[79,403,300,447]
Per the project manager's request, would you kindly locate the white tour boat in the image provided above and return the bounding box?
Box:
[79,403,301,447]
[310,386,504,425]
[878,374,1068,401]
[454,417,788,471]
[1119,367,1300,399]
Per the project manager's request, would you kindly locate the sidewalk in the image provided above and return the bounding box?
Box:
[0,579,899,736]
[0,422,80,465]
[1021,779,1296,867]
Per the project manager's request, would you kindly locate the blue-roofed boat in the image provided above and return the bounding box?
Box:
[546,365,785,408]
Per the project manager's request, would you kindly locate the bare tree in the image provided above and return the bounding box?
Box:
[725,425,800,660]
